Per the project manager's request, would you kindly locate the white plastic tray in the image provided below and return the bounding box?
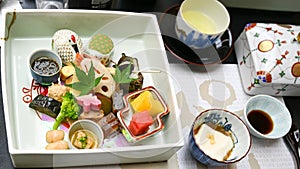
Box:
[0,9,183,168]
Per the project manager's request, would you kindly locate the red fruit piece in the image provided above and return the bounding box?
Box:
[128,111,154,136]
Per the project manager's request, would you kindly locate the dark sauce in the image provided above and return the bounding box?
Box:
[31,57,59,75]
[247,109,274,134]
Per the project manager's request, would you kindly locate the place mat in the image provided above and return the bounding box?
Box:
[170,63,295,169]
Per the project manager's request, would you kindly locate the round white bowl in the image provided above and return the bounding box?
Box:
[68,120,104,149]
[188,109,251,167]
[175,0,230,49]
[244,94,292,139]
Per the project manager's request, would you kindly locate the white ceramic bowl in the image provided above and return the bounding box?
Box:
[189,109,251,166]
[244,94,292,139]
[68,120,104,149]
[175,0,230,49]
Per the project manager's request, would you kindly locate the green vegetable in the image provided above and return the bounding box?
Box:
[66,62,103,95]
[52,92,80,130]
[79,135,88,149]
[112,64,136,84]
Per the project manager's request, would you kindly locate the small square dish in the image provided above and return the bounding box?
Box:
[117,86,169,143]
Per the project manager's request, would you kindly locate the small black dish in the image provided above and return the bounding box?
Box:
[159,5,233,66]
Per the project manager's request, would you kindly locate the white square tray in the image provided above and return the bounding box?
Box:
[0,9,183,168]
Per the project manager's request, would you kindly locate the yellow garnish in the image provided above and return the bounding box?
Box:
[130,90,164,116]
[296,32,300,42]
[207,133,215,144]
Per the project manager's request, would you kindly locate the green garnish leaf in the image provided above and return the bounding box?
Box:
[112,64,136,84]
[95,75,103,87]
[66,62,102,95]
[86,62,96,84]
[73,63,88,82]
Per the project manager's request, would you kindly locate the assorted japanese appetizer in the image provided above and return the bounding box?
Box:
[28,29,170,149]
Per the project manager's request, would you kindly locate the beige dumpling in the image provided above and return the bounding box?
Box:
[45,140,69,150]
[46,130,65,143]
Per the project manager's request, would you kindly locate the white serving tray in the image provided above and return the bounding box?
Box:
[0,9,183,168]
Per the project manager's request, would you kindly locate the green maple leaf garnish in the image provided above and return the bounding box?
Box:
[112,64,136,84]
[66,62,103,95]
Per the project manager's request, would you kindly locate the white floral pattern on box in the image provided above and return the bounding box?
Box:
[235,23,300,96]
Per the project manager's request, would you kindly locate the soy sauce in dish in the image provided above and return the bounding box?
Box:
[247,109,274,134]
[31,56,59,75]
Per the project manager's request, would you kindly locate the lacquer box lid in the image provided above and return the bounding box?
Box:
[239,23,300,85]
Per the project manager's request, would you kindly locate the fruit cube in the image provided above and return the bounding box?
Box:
[130,90,164,116]
[128,111,154,136]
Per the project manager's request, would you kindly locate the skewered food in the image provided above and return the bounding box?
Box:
[129,72,143,93]
[116,53,143,93]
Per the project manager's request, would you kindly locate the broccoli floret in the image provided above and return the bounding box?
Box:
[52,92,80,130]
